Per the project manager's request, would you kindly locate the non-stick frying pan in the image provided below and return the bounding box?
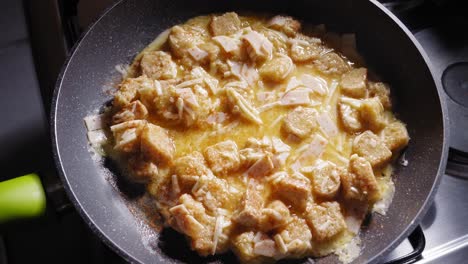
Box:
[44,0,449,263]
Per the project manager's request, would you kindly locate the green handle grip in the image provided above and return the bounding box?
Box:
[0,173,46,223]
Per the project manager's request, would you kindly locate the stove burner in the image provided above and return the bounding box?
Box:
[442,62,468,107]
[446,149,468,179]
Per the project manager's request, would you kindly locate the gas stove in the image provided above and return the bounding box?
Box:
[2,0,467,263]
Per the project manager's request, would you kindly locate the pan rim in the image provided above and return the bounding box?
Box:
[362,1,449,263]
[50,0,138,263]
[50,0,449,263]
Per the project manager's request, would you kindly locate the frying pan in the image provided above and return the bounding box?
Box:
[5,0,449,263]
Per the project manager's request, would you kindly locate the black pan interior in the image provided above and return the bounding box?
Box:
[52,0,448,263]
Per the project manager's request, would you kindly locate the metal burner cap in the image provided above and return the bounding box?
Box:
[442,62,468,107]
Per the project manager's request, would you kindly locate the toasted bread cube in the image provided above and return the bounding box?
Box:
[274,216,312,255]
[110,120,146,152]
[233,232,280,261]
[368,82,392,110]
[114,75,153,108]
[233,180,264,227]
[314,52,350,75]
[307,160,341,199]
[127,156,158,183]
[239,137,272,168]
[259,55,294,82]
[140,123,175,164]
[306,202,346,241]
[169,194,216,256]
[381,121,410,151]
[282,107,317,138]
[137,82,158,109]
[112,100,148,124]
[193,175,239,212]
[338,102,363,133]
[340,68,367,98]
[140,51,177,80]
[232,232,257,262]
[268,16,301,37]
[353,131,392,168]
[210,12,241,36]
[204,140,240,175]
[272,173,311,211]
[169,25,206,58]
[341,154,381,202]
[260,200,290,232]
[174,151,211,190]
[290,36,323,62]
[360,97,385,132]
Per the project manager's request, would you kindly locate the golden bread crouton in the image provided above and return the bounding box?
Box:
[174,151,211,190]
[140,51,177,80]
[233,232,280,261]
[169,25,207,57]
[114,75,153,108]
[360,97,385,132]
[272,173,311,211]
[340,68,367,98]
[338,102,363,133]
[137,82,158,109]
[210,12,241,36]
[282,107,317,138]
[381,121,410,151]
[352,131,392,168]
[204,140,241,175]
[232,232,257,262]
[260,200,290,232]
[110,120,147,152]
[193,175,239,212]
[306,201,346,241]
[112,100,148,124]
[305,160,342,199]
[259,55,294,82]
[314,52,350,75]
[140,123,175,164]
[268,16,301,37]
[289,34,323,62]
[239,137,273,169]
[274,216,312,255]
[169,194,216,256]
[368,82,392,110]
[233,180,264,227]
[341,154,381,202]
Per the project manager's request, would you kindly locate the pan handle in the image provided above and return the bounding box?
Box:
[0,174,46,223]
[384,225,426,264]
